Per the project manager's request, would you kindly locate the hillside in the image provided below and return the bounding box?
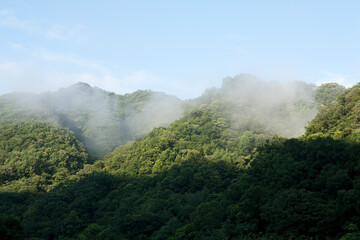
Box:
[306,83,360,141]
[195,74,319,137]
[0,76,358,239]
[0,83,183,160]
[0,119,88,193]
[101,74,325,176]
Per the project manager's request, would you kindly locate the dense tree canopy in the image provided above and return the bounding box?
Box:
[314,82,346,106]
[0,120,88,193]
[306,83,360,141]
[0,77,358,239]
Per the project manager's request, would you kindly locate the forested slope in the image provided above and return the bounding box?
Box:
[0,82,183,160]
[102,74,324,176]
[0,120,88,193]
[305,83,360,141]
[0,76,358,239]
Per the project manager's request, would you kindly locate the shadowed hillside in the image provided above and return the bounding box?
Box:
[0,76,357,239]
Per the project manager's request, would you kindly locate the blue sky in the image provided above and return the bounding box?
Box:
[1,0,359,99]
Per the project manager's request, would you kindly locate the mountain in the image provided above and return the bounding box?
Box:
[1,75,358,239]
[101,74,324,177]
[0,82,183,160]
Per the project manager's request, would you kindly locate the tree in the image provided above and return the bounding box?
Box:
[0,214,24,240]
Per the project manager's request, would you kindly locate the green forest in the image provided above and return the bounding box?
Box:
[0,74,359,239]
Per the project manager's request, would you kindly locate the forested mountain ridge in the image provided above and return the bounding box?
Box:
[306,83,360,141]
[0,82,183,160]
[100,74,326,177]
[1,75,358,239]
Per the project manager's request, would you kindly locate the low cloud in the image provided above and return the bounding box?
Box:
[217,74,318,137]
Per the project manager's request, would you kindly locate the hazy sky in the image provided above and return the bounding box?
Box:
[1,0,359,99]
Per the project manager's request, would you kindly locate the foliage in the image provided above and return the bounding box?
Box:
[314,82,346,106]
[306,83,360,140]
[103,105,268,176]
[0,83,183,160]
[0,213,24,240]
[0,120,88,193]
[2,136,359,239]
[0,78,358,239]
[195,74,319,137]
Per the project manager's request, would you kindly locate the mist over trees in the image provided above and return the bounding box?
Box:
[197,74,319,137]
[314,82,346,106]
[0,74,358,239]
[0,82,183,160]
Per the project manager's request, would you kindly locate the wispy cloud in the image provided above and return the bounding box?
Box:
[43,24,85,40]
[0,10,85,41]
[0,60,117,95]
[0,59,115,94]
[0,10,12,15]
[316,72,358,88]
[34,48,108,73]
[0,58,204,99]
[2,43,204,98]
[8,42,24,50]
[1,17,204,99]
[0,61,74,94]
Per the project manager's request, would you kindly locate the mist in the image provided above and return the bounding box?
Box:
[201,74,319,138]
[126,92,184,137]
[0,82,184,159]
[0,74,327,159]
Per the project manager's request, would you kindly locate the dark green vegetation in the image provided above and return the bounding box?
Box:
[0,75,358,239]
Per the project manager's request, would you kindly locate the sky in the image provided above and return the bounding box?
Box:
[0,0,359,99]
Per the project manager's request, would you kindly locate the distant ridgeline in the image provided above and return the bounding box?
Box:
[0,82,184,161]
[2,75,360,240]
